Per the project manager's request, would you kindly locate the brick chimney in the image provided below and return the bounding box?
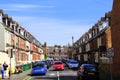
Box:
[0,9,3,23]
[3,14,8,26]
[8,17,12,27]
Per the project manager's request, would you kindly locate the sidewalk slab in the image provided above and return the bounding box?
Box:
[0,69,31,80]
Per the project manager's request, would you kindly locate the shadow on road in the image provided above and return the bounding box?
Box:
[34,75,77,80]
[34,76,58,80]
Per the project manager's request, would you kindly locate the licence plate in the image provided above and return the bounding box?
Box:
[88,73,94,75]
[35,70,40,72]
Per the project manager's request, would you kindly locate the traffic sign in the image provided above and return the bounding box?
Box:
[106,48,114,58]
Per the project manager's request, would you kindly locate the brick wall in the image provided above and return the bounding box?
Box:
[111,0,120,75]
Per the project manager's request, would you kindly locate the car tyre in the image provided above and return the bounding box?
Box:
[79,76,83,80]
[77,76,80,80]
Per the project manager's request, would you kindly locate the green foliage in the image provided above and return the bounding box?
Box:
[54,45,61,48]
[44,53,48,59]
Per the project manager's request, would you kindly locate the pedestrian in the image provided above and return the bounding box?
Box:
[8,64,14,79]
[0,63,4,79]
[8,64,11,79]
[3,62,8,78]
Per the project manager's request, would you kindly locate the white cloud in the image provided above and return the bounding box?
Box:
[0,4,55,11]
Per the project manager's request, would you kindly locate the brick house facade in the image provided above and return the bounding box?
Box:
[110,0,120,76]
[74,0,120,79]
[0,9,43,74]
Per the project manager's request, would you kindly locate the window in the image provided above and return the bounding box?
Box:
[85,66,96,71]
[86,43,90,51]
[11,25,14,30]
[55,62,62,64]
[79,47,82,53]
[97,37,102,48]
[84,54,88,61]
[19,53,22,61]
[83,38,85,42]
[20,30,24,35]
[102,21,109,28]
[98,20,108,32]
[26,46,29,49]
[8,19,10,27]
[89,33,92,38]
[15,26,18,32]
[5,18,8,26]
[92,29,95,36]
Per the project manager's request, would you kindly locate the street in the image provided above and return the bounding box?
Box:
[30,64,77,80]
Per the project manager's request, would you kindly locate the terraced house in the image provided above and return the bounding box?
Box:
[73,0,120,79]
[0,9,44,74]
[74,11,111,77]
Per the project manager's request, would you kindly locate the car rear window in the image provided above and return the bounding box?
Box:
[33,63,45,68]
[70,61,78,64]
[55,62,62,64]
[85,66,96,71]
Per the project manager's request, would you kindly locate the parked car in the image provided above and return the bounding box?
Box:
[77,64,99,80]
[67,59,79,69]
[46,58,54,64]
[42,60,51,69]
[62,58,68,63]
[54,61,64,70]
[31,61,47,75]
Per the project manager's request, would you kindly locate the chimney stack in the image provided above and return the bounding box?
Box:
[0,9,3,23]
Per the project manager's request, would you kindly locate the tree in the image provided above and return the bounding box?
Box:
[44,53,48,59]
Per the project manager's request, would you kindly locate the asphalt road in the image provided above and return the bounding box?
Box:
[29,64,77,80]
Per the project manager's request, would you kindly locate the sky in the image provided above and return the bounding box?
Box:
[0,0,113,46]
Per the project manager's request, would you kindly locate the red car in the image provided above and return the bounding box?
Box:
[54,61,64,70]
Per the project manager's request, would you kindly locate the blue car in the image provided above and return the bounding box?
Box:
[67,60,79,69]
[31,61,47,75]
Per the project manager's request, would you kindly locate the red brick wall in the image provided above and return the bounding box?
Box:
[90,39,97,50]
[111,0,120,75]
[19,38,25,49]
[106,27,112,48]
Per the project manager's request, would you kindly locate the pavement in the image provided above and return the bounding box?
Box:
[0,69,31,80]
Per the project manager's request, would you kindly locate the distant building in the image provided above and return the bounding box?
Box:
[47,46,68,58]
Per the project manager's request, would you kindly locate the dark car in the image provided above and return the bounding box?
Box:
[45,60,52,68]
[42,60,51,69]
[77,64,99,80]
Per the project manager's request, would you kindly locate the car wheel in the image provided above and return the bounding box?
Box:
[79,76,83,80]
[96,77,100,80]
[77,76,80,80]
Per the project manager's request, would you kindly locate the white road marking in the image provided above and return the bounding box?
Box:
[49,73,56,76]
[57,71,60,80]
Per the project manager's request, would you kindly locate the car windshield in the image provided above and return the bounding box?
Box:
[55,62,62,64]
[70,61,78,64]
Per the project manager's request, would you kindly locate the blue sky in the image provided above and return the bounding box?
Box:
[0,0,113,46]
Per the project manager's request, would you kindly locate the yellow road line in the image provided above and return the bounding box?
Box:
[23,76,32,80]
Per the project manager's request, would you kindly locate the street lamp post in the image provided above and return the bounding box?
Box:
[30,51,33,69]
[8,49,13,80]
[72,36,74,59]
